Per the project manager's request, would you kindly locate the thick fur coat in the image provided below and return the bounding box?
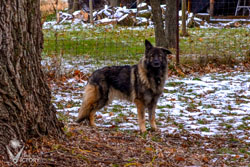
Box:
[76,40,172,132]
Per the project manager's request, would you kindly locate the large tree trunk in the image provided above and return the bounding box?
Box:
[165,0,177,48]
[149,0,167,47]
[0,0,63,159]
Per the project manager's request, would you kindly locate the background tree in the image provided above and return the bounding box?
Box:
[68,0,107,13]
[165,0,178,49]
[149,0,166,47]
[181,0,188,36]
[136,0,143,5]
[72,0,80,12]
[0,0,63,158]
[109,0,121,7]
[150,0,178,49]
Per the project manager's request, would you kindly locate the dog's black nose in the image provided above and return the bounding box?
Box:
[153,61,161,67]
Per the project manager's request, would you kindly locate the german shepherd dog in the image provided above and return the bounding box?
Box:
[76,40,172,132]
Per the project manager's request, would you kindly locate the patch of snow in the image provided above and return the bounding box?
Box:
[46,59,250,143]
[114,11,124,18]
[118,14,129,22]
[73,10,81,16]
[98,18,117,23]
[138,2,147,8]
[136,17,148,24]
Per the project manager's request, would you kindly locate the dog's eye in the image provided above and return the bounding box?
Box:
[159,55,162,61]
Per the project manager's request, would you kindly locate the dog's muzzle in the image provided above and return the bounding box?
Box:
[152,61,161,68]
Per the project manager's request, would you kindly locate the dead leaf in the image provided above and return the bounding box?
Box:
[66,103,73,108]
[96,115,102,119]
[61,76,67,82]
[158,152,164,158]
[74,70,81,76]
[175,156,185,161]
[176,67,185,77]
[235,155,240,159]
[74,75,80,81]
[202,156,209,162]
[145,147,153,152]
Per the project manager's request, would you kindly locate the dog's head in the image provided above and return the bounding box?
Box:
[144,40,172,68]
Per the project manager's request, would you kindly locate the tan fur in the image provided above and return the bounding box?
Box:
[149,105,157,131]
[135,99,146,133]
[89,111,96,126]
[108,87,130,103]
[138,58,150,88]
[77,84,98,123]
[130,68,136,102]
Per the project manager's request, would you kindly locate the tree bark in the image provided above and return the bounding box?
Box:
[73,0,80,12]
[68,0,74,12]
[109,0,121,7]
[137,0,143,6]
[181,0,188,36]
[165,0,177,48]
[149,0,167,47]
[0,0,63,159]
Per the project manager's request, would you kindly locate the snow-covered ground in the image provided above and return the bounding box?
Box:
[49,60,250,143]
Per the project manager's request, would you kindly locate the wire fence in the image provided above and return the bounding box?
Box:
[42,0,250,68]
[43,27,148,66]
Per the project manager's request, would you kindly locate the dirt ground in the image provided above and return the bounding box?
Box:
[1,63,250,167]
[1,123,249,167]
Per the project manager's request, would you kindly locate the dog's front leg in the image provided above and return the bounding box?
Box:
[148,102,157,131]
[135,100,146,133]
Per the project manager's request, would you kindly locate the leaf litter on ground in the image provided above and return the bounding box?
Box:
[23,58,249,166]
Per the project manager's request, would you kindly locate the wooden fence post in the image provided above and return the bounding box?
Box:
[89,0,94,24]
[176,0,180,65]
[210,0,215,17]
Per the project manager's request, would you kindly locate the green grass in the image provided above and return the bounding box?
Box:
[193,77,201,81]
[44,13,57,21]
[239,148,250,155]
[242,116,250,121]
[166,82,184,87]
[200,127,210,132]
[216,147,234,154]
[197,119,207,125]
[42,26,250,65]
[180,27,250,56]
[219,123,233,129]
[43,25,154,64]
[158,104,173,109]
[237,123,249,130]
[173,122,184,129]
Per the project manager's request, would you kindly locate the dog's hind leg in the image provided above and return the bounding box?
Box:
[76,83,109,127]
[76,84,99,124]
[135,99,146,133]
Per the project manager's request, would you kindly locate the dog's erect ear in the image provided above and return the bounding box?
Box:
[161,48,172,55]
[145,40,153,51]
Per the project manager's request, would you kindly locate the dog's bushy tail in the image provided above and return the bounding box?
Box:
[76,84,99,123]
